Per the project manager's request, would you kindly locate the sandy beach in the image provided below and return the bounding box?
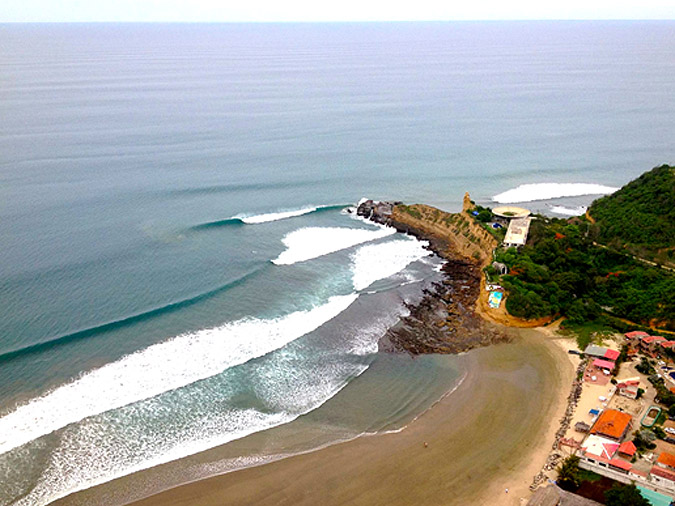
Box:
[57,326,575,506]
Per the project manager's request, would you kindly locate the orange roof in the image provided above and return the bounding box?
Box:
[625,331,649,338]
[660,341,675,348]
[644,335,666,343]
[618,440,637,456]
[657,451,675,469]
[609,458,632,471]
[590,409,632,439]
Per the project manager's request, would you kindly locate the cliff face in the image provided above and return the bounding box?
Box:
[390,202,497,267]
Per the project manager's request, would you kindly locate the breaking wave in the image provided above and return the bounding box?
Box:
[492,183,618,203]
[273,226,397,265]
[549,205,588,216]
[191,204,347,230]
[0,294,358,457]
[351,239,431,291]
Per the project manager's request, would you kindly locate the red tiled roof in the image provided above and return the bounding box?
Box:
[609,458,632,471]
[618,440,637,456]
[625,331,649,338]
[590,409,632,439]
[651,466,675,482]
[592,358,616,370]
[657,451,675,469]
[643,335,667,343]
[659,341,675,348]
[604,349,620,361]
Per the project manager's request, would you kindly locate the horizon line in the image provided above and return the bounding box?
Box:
[2,19,675,24]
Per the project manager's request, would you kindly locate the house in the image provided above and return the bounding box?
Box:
[583,345,609,359]
[625,330,649,348]
[589,409,632,441]
[616,377,640,399]
[592,358,615,372]
[641,335,667,356]
[617,440,637,458]
[503,217,532,248]
[650,452,675,490]
[659,341,675,354]
[603,349,620,361]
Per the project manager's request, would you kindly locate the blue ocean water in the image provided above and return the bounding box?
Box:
[0,21,674,505]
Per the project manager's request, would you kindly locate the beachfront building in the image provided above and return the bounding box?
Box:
[650,452,675,493]
[616,377,640,399]
[589,409,632,441]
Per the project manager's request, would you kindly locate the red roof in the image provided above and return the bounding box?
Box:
[592,358,616,370]
[657,451,675,469]
[643,335,667,343]
[590,409,632,439]
[618,440,637,456]
[609,458,632,471]
[651,466,675,482]
[625,331,649,338]
[660,341,675,348]
[604,349,620,361]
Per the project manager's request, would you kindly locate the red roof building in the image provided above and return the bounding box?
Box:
[608,458,632,472]
[592,358,616,370]
[657,451,675,470]
[625,331,649,339]
[643,336,667,344]
[659,341,675,349]
[590,409,632,441]
[603,349,620,361]
[618,440,637,457]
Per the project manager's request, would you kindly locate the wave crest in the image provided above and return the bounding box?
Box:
[492,183,618,203]
[273,226,396,265]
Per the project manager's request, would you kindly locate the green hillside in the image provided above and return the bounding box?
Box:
[590,164,675,265]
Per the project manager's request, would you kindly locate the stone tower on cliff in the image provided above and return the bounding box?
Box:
[462,192,473,213]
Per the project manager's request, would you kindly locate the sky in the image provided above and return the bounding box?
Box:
[1,0,674,22]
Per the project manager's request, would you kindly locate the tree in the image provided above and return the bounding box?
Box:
[556,456,581,491]
[604,482,651,506]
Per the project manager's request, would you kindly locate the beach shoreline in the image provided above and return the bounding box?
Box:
[55,325,574,506]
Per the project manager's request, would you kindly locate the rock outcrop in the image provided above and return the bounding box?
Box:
[357,199,509,354]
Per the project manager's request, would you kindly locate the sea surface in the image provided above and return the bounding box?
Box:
[0,21,674,505]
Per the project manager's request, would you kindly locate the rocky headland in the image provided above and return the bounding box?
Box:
[357,196,510,354]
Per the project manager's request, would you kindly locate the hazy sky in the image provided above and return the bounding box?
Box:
[2,0,674,22]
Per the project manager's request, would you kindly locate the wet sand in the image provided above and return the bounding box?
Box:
[114,327,573,506]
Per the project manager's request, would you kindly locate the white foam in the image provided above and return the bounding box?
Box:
[10,341,371,506]
[273,226,396,265]
[492,183,618,203]
[549,205,588,216]
[351,239,430,291]
[238,205,326,224]
[0,294,358,457]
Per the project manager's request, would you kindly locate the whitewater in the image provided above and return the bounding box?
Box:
[0,294,357,457]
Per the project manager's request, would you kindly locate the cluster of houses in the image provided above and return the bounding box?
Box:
[577,408,675,496]
[625,330,675,358]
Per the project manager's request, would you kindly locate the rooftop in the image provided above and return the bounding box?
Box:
[589,409,632,440]
[625,330,650,338]
[604,349,620,361]
[584,344,608,357]
[592,358,616,370]
[618,440,637,456]
[657,451,675,469]
[503,216,532,247]
[643,335,667,343]
[492,206,531,219]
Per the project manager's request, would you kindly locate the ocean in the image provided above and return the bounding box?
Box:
[0,21,674,505]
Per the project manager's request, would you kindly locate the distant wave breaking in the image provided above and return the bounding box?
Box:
[492,183,618,204]
[549,205,588,216]
[191,204,347,231]
[273,226,397,265]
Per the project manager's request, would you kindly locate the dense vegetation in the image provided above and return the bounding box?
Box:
[590,164,675,265]
[492,215,675,328]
